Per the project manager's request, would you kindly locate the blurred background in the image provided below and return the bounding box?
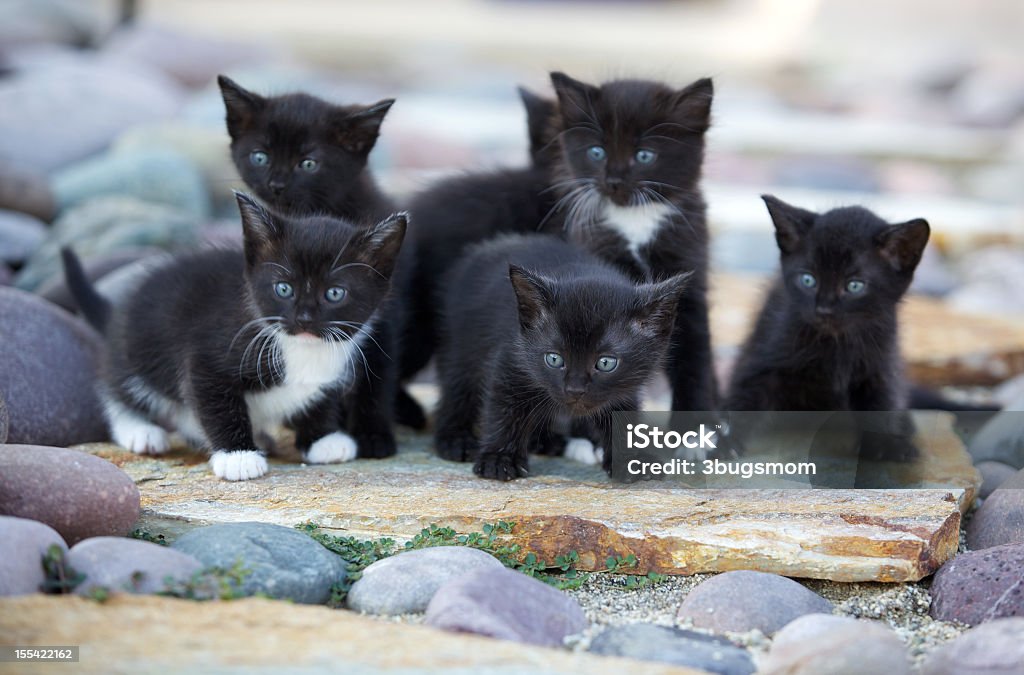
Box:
[0,0,1022,398]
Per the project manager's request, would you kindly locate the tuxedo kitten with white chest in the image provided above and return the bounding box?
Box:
[547,72,717,413]
[62,193,407,480]
[435,234,690,480]
[218,75,396,224]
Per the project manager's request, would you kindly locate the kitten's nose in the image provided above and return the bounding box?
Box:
[815,305,835,316]
[564,384,587,402]
[268,180,286,196]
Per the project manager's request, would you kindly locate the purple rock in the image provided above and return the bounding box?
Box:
[0,391,7,443]
[922,618,1024,675]
[761,614,910,675]
[967,469,1024,549]
[424,566,587,647]
[589,623,755,675]
[930,544,1024,626]
[0,210,46,265]
[0,515,67,596]
[0,445,140,545]
[69,536,203,596]
[676,571,833,635]
[0,160,56,222]
[976,461,1019,500]
[0,287,107,446]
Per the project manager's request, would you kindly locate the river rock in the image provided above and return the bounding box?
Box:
[424,566,587,647]
[0,445,140,545]
[589,623,755,675]
[0,515,67,596]
[969,411,1024,469]
[966,469,1024,549]
[0,392,8,443]
[0,287,106,445]
[0,162,56,222]
[347,546,504,615]
[760,614,911,675]
[69,536,203,597]
[172,522,347,604]
[976,461,1019,500]
[921,618,1024,675]
[0,0,106,49]
[0,210,46,266]
[676,571,833,635]
[930,543,1024,625]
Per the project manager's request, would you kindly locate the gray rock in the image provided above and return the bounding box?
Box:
[976,461,1020,500]
[761,614,910,675]
[37,247,162,313]
[0,210,46,265]
[0,161,56,222]
[0,265,9,286]
[0,515,67,596]
[676,571,833,635]
[0,0,107,49]
[966,469,1024,549]
[15,196,198,291]
[0,58,180,173]
[172,522,347,604]
[922,618,1024,675]
[0,287,107,445]
[69,536,203,596]
[424,566,587,647]
[773,157,880,193]
[930,543,1024,625]
[348,546,504,615]
[589,623,755,675]
[950,67,1024,128]
[949,248,1024,316]
[969,411,1024,469]
[909,245,958,297]
[53,149,210,218]
[0,391,8,443]
[0,445,140,545]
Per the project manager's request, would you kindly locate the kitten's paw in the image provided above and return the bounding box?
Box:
[112,418,171,455]
[395,388,428,430]
[435,433,478,462]
[564,437,600,465]
[354,431,396,459]
[473,451,529,481]
[305,431,358,464]
[210,450,268,481]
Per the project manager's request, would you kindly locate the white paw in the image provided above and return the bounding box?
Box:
[595,445,605,465]
[564,437,599,465]
[210,450,268,481]
[112,418,171,455]
[305,431,358,464]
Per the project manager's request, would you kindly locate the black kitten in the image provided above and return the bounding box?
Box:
[62,193,406,480]
[392,86,559,429]
[435,234,690,480]
[548,72,716,413]
[725,196,930,458]
[219,75,395,224]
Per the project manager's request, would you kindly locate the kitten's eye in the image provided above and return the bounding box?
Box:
[846,279,866,294]
[274,282,294,299]
[299,158,318,172]
[595,356,619,373]
[250,151,269,166]
[635,149,657,164]
[798,273,817,289]
[544,352,565,369]
[324,287,346,303]
[586,146,606,162]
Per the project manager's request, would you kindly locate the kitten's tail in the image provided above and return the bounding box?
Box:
[61,247,111,333]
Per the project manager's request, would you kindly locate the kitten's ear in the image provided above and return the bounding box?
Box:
[550,72,600,125]
[669,77,714,133]
[875,218,930,272]
[634,272,692,336]
[762,194,817,254]
[218,75,264,140]
[353,212,408,279]
[509,265,554,331]
[336,99,395,155]
[518,86,556,161]
[235,191,280,266]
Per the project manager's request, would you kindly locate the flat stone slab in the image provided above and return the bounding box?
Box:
[83,412,976,583]
[0,595,705,675]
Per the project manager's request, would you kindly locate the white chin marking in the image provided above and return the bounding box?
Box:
[110,412,171,455]
[210,450,268,481]
[305,431,358,464]
[564,437,599,465]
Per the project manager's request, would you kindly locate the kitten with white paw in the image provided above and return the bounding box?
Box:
[62,193,406,480]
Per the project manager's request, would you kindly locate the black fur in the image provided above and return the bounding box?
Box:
[547,72,716,412]
[435,234,690,480]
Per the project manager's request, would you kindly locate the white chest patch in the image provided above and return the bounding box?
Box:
[245,333,359,436]
[601,201,674,254]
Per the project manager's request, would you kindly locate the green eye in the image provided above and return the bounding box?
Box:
[595,356,619,372]
[635,149,656,164]
[544,352,564,369]
[274,282,294,299]
[587,146,606,162]
[799,273,817,289]
[846,279,866,294]
[250,151,269,166]
[325,287,346,303]
[299,158,318,172]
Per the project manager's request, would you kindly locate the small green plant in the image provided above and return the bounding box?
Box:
[130,528,168,546]
[86,585,112,603]
[40,544,84,594]
[159,559,252,600]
